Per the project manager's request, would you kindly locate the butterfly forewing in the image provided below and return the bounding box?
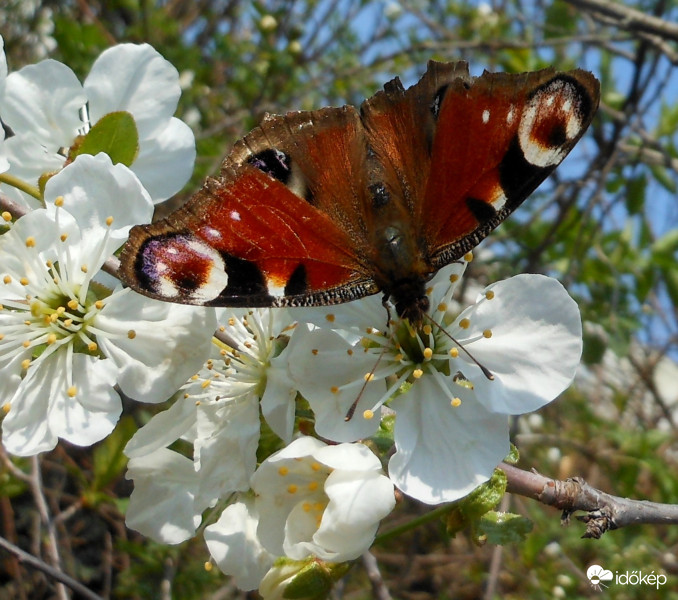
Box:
[422,66,599,267]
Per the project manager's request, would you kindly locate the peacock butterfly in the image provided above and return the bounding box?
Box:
[120,61,599,325]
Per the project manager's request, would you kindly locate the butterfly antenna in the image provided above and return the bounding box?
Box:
[423,313,494,381]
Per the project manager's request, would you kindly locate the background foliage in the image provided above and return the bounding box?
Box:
[1,0,677,598]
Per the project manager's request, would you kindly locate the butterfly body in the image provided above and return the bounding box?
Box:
[120,61,599,324]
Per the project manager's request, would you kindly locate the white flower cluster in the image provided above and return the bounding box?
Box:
[0,37,584,599]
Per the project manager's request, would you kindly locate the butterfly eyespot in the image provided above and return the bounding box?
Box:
[517,75,592,168]
[247,148,293,183]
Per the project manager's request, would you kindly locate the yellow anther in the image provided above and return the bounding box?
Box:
[105,216,114,226]
[413,368,423,378]
[363,409,374,420]
[25,236,36,247]
[88,342,97,352]
[3,275,11,284]
[449,273,459,283]
[67,386,77,398]
[2,212,12,222]
[437,303,447,312]
[330,386,339,394]
[325,314,335,323]
[311,348,318,356]
[23,340,31,348]
[302,502,312,512]
[423,347,433,360]
[60,233,68,242]
[2,404,10,414]
[47,333,57,344]
[278,466,289,476]
[81,265,88,273]
[95,300,104,309]
[485,290,495,300]
[347,349,353,356]
[54,196,65,207]
[308,481,319,492]
[364,372,375,382]
[459,318,470,329]
[19,277,28,286]
[287,484,298,494]
[451,397,462,407]
[310,462,321,471]
[127,330,137,339]
[464,251,474,262]
[67,299,78,310]
[201,379,211,388]
[21,358,31,370]
[483,329,492,339]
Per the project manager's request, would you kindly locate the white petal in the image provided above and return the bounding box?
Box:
[131,118,196,202]
[260,359,296,444]
[126,448,201,543]
[3,352,120,456]
[84,44,181,139]
[194,397,260,506]
[124,396,198,458]
[204,499,274,590]
[457,274,582,414]
[2,60,85,147]
[44,153,154,261]
[286,325,382,442]
[389,376,509,504]
[312,469,395,561]
[95,290,217,403]
[313,440,383,472]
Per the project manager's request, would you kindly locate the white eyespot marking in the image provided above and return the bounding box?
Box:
[266,277,286,298]
[230,210,241,221]
[482,109,490,124]
[506,105,515,125]
[518,78,585,168]
[167,247,179,255]
[490,189,507,211]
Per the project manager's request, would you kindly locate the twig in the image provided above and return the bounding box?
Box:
[362,551,393,600]
[0,535,104,600]
[563,0,678,42]
[500,462,678,538]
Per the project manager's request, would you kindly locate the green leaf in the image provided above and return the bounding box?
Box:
[624,174,647,215]
[477,511,533,545]
[71,111,139,167]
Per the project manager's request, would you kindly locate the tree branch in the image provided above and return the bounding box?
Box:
[563,0,678,42]
[500,463,678,538]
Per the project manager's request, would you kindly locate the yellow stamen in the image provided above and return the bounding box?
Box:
[54,196,64,207]
[325,314,335,323]
[483,329,492,338]
[67,299,78,310]
[423,347,433,360]
[105,216,114,226]
[459,318,470,329]
[464,251,474,262]
[308,481,319,492]
[449,347,459,358]
[451,397,462,407]
[413,368,423,378]
[363,409,374,420]
[485,290,495,300]
[2,212,12,222]
[278,466,289,476]
[47,333,57,344]
[364,372,375,382]
[25,236,36,247]
[67,386,77,398]
[127,330,137,339]
[287,484,298,494]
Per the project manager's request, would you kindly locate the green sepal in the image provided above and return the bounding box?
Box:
[476,511,534,545]
[446,468,507,536]
[69,111,139,167]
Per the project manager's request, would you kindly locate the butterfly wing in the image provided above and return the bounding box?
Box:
[359,61,599,269]
[120,106,381,307]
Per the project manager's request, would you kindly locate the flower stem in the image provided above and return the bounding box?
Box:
[0,172,43,203]
[373,502,456,545]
